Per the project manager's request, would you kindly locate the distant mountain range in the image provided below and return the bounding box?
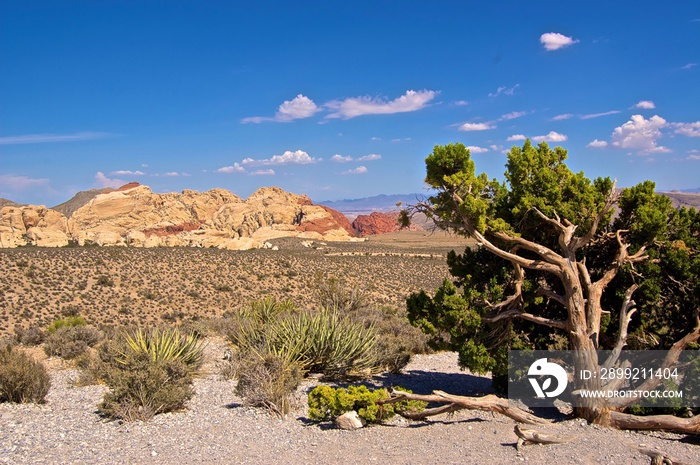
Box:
[318,193,425,215]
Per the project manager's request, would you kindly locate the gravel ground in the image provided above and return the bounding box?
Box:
[2,345,699,465]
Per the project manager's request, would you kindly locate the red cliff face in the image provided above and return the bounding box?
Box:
[352,212,400,237]
[319,205,356,236]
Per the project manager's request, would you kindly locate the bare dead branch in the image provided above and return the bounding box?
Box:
[536,288,566,307]
[514,425,578,449]
[571,180,618,252]
[379,390,550,425]
[482,308,568,330]
[602,284,639,370]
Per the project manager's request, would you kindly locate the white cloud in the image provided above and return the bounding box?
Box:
[489,144,500,151]
[95,172,125,188]
[634,100,656,109]
[552,114,573,121]
[250,169,275,176]
[357,154,382,161]
[216,163,245,173]
[500,111,526,121]
[507,134,527,141]
[681,63,697,70]
[242,94,320,123]
[391,137,412,142]
[331,154,353,163]
[581,110,621,120]
[0,132,112,145]
[533,131,568,143]
[371,137,381,141]
[466,146,489,153]
[540,32,579,51]
[111,170,145,176]
[341,166,368,175]
[587,139,608,148]
[453,100,470,106]
[488,84,519,98]
[0,174,50,190]
[673,121,700,137]
[611,115,669,154]
[242,150,320,166]
[459,122,495,131]
[325,89,438,119]
[161,172,190,177]
[689,155,700,160]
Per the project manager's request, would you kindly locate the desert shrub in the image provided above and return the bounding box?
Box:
[235,351,304,416]
[307,385,426,423]
[96,274,114,287]
[97,327,204,421]
[353,306,430,373]
[313,273,369,313]
[43,325,103,359]
[14,325,46,346]
[0,345,51,403]
[46,315,86,334]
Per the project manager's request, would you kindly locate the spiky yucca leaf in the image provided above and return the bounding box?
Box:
[118,328,204,369]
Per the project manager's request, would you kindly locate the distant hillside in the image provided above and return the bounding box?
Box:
[663,191,700,209]
[51,187,115,217]
[0,198,22,208]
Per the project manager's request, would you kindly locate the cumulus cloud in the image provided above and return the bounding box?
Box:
[325,90,438,119]
[331,154,353,163]
[673,121,700,137]
[634,101,656,109]
[507,134,527,141]
[540,32,579,51]
[341,166,368,175]
[611,115,669,154]
[581,110,621,120]
[488,84,519,98]
[0,174,50,190]
[552,114,573,121]
[111,170,145,176]
[533,131,568,143]
[0,132,112,145]
[216,163,245,173]
[242,150,320,166]
[242,94,321,123]
[95,172,125,188]
[587,139,609,148]
[250,169,275,176]
[459,122,495,131]
[466,146,489,153]
[357,154,381,161]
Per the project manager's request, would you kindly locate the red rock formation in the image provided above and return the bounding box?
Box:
[143,222,201,237]
[117,182,140,191]
[352,212,401,237]
[319,205,356,236]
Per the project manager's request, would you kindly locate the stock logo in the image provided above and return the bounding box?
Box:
[528,358,568,399]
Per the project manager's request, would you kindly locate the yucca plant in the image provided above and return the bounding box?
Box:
[269,308,378,377]
[116,327,204,369]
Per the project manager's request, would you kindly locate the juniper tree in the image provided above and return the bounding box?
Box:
[406,141,700,433]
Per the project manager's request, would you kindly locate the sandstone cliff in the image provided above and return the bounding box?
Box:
[351,211,424,237]
[0,184,359,250]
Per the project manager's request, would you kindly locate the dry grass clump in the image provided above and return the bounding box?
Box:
[0,344,51,404]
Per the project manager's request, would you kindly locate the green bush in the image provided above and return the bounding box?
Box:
[96,327,204,421]
[43,325,103,359]
[46,316,86,334]
[0,345,51,403]
[307,385,426,423]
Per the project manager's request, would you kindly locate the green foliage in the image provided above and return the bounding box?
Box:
[96,327,205,421]
[409,141,700,396]
[307,385,426,423]
[46,315,86,334]
[0,345,51,404]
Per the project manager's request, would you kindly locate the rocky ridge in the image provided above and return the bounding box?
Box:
[0,184,360,250]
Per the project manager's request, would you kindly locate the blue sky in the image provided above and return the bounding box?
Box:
[1,1,699,206]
